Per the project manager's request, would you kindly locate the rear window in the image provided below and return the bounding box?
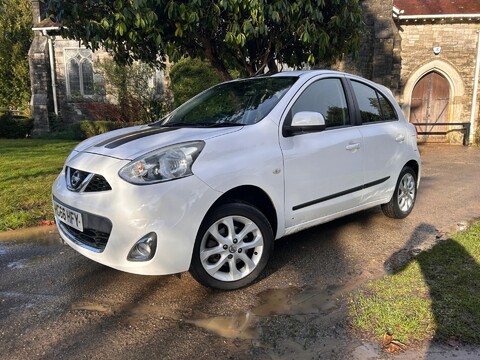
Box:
[351,81,398,123]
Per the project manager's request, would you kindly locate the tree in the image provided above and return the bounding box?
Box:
[0,0,33,112]
[170,58,223,107]
[46,0,364,81]
[85,59,165,123]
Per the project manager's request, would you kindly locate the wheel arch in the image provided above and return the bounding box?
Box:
[206,185,278,237]
[404,159,420,180]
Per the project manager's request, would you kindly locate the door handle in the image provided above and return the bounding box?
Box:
[395,134,405,143]
[345,143,360,151]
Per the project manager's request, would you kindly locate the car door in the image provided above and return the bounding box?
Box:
[280,76,364,229]
[348,79,406,204]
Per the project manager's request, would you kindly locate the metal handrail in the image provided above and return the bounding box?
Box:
[412,122,471,146]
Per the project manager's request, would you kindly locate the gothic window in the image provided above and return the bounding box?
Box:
[64,49,94,99]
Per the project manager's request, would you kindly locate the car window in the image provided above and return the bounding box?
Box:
[158,77,298,127]
[378,93,398,120]
[351,80,398,123]
[291,78,349,128]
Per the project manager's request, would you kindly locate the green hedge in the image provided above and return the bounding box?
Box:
[71,120,132,140]
[0,112,33,138]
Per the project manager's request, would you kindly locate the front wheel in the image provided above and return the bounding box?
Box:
[382,166,417,219]
[190,203,274,290]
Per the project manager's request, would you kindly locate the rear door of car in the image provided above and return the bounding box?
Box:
[346,78,407,205]
[279,75,364,229]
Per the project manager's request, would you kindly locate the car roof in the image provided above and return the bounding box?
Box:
[272,70,394,95]
[271,69,346,78]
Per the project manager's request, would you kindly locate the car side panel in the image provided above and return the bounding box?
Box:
[192,119,286,240]
[358,121,408,204]
[280,127,364,228]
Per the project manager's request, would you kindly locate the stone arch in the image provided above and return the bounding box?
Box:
[401,60,465,124]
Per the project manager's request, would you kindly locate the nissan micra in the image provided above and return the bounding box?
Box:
[52,70,421,290]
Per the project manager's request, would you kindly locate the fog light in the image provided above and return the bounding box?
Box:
[127,232,157,262]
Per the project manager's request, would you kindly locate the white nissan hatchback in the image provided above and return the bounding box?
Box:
[52,70,421,290]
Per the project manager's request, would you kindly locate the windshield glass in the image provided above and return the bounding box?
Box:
[156,76,298,127]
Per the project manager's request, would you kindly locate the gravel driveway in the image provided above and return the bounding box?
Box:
[1,144,480,359]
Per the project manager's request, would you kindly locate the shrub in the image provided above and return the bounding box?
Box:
[0,112,33,138]
[92,59,166,123]
[170,58,223,108]
[74,120,131,140]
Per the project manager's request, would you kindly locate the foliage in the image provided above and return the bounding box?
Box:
[0,112,33,138]
[0,0,32,112]
[349,222,480,345]
[73,120,131,140]
[46,112,133,140]
[46,0,364,80]
[0,139,77,231]
[170,58,223,107]
[92,59,165,123]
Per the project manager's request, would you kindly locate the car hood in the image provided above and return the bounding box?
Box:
[74,125,242,160]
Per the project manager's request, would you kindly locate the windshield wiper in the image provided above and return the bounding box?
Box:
[155,122,244,128]
[158,122,193,127]
[196,123,244,127]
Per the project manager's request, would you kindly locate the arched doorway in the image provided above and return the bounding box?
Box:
[410,71,450,142]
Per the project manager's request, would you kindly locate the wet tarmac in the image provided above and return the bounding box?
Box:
[1,144,480,359]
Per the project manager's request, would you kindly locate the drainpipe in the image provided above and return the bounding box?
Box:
[32,27,60,116]
[470,30,480,145]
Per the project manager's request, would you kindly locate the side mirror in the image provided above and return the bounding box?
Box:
[283,111,326,137]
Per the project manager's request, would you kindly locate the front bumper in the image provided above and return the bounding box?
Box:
[52,152,220,275]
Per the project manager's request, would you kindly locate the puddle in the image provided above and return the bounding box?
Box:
[253,286,340,316]
[69,283,358,342]
[184,285,347,340]
[71,302,113,314]
[0,225,62,245]
[7,259,28,269]
[187,312,260,339]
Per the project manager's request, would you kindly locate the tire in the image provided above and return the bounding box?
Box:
[381,166,417,219]
[190,203,274,290]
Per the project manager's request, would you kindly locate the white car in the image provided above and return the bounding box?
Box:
[52,70,421,290]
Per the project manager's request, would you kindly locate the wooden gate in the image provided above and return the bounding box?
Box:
[410,72,450,142]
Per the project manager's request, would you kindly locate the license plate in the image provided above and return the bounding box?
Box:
[53,200,83,232]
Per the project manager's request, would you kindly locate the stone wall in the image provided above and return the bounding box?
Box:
[52,38,109,124]
[29,1,52,135]
[397,21,480,141]
[29,34,51,135]
[331,0,402,96]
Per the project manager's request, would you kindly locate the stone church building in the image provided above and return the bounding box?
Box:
[29,0,480,144]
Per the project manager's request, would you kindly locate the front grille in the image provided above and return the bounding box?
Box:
[66,167,112,193]
[61,223,110,251]
[85,175,112,192]
[54,197,113,253]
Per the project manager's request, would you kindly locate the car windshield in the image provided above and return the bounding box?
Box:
[155,76,298,127]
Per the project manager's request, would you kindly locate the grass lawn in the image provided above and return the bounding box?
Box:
[349,221,480,346]
[0,138,77,231]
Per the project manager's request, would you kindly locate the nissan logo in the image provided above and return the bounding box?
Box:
[70,170,83,189]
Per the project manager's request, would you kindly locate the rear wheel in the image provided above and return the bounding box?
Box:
[382,166,417,219]
[190,203,273,290]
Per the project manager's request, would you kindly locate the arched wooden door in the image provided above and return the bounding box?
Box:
[410,72,450,142]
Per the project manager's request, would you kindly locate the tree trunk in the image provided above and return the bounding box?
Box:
[201,36,232,81]
[162,57,174,111]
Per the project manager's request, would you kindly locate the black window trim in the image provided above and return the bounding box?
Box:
[346,78,399,125]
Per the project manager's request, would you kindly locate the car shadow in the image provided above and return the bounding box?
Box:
[385,223,480,355]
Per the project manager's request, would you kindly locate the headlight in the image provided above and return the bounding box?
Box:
[119,141,205,184]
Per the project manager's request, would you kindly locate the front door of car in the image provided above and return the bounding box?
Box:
[279,77,364,229]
